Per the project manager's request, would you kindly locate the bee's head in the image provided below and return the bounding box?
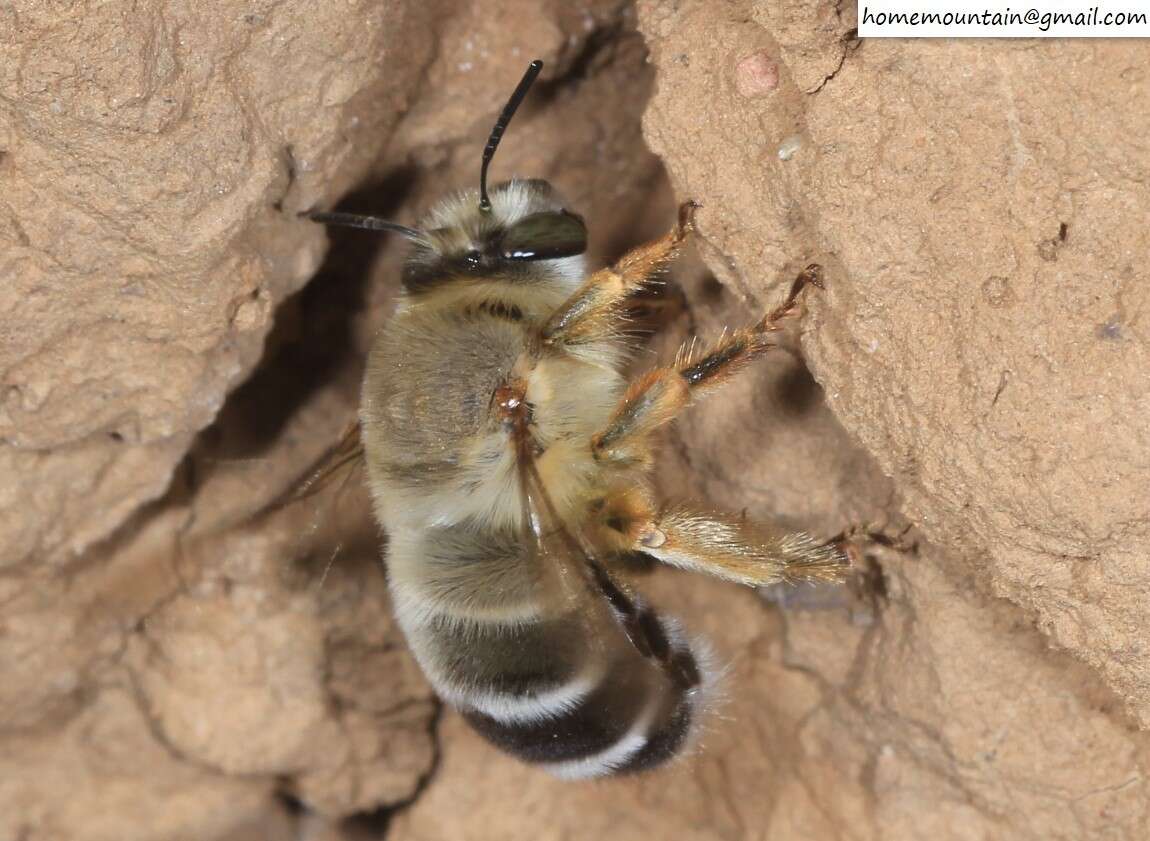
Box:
[402,178,587,292]
[308,60,588,292]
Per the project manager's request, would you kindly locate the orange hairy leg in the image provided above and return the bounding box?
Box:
[633,507,846,586]
[587,485,847,588]
[538,201,699,351]
[590,264,824,468]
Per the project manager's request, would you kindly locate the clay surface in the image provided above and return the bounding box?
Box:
[3,0,1148,838]
[640,0,1150,724]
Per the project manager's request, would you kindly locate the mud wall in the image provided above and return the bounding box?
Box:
[2,1,1147,839]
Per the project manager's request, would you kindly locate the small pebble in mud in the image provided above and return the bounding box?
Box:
[1096,315,1122,340]
[232,296,265,331]
[981,275,1014,308]
[736,51,780,97]
[1037,222,1069,261]
[778,135,802,160]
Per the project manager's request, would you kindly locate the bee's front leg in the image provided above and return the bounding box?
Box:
[537,201,699,351]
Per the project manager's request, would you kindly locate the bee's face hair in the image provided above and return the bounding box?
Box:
[403,178,588,294]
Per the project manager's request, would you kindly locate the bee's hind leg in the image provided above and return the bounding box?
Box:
[639,510,846,589]
[633,507,848,587]
[589,264,823,468]
[589,490,847,588]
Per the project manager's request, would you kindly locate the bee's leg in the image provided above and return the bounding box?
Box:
[631,507,848,586]
[538,201,699,350]
[620,282,689,342]
[589,490,846,586]
[591,265,822,467]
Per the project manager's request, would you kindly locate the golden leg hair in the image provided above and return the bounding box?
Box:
[588,488,847,587]
[590,264,823,467]
[635,507,847,587]
[538,201,699,350]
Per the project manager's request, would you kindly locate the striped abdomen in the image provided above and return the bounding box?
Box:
[387,523,710,778]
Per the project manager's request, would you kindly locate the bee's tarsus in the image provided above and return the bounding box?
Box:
[797,262,825,292]
[676,200,701,237]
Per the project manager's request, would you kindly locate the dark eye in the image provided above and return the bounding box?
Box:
[500,210,588,261]
[465,248,483,268]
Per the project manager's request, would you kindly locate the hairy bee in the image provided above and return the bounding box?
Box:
[309,60,845,779]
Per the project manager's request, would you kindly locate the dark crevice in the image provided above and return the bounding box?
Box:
[269,701,444,839]
[991,369,1010,406]
[186,165,418,483]
[434,7,639,153]
[276,790,308,817]
[772,358,823,418]
[698,272,726,303]
[533,3,635,104]
[271,144,297,213]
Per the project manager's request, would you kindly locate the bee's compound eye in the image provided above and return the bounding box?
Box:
[500,210,588,261]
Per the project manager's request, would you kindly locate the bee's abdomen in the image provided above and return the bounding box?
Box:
[389,526,708,778]
[460,620,702,779]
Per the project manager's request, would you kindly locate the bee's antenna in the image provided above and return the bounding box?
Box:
[479,59,544,213]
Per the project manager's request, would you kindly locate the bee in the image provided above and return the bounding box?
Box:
[307,59,846,779]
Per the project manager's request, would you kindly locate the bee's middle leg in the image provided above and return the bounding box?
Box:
[589,264,822,468]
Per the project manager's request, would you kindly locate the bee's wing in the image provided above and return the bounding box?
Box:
[510,431,601,612]
[510,425,661,663]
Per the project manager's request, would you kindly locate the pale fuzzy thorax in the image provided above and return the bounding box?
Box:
[363,337,625,534]
[360,176,624,536]
[397,280,572,322]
